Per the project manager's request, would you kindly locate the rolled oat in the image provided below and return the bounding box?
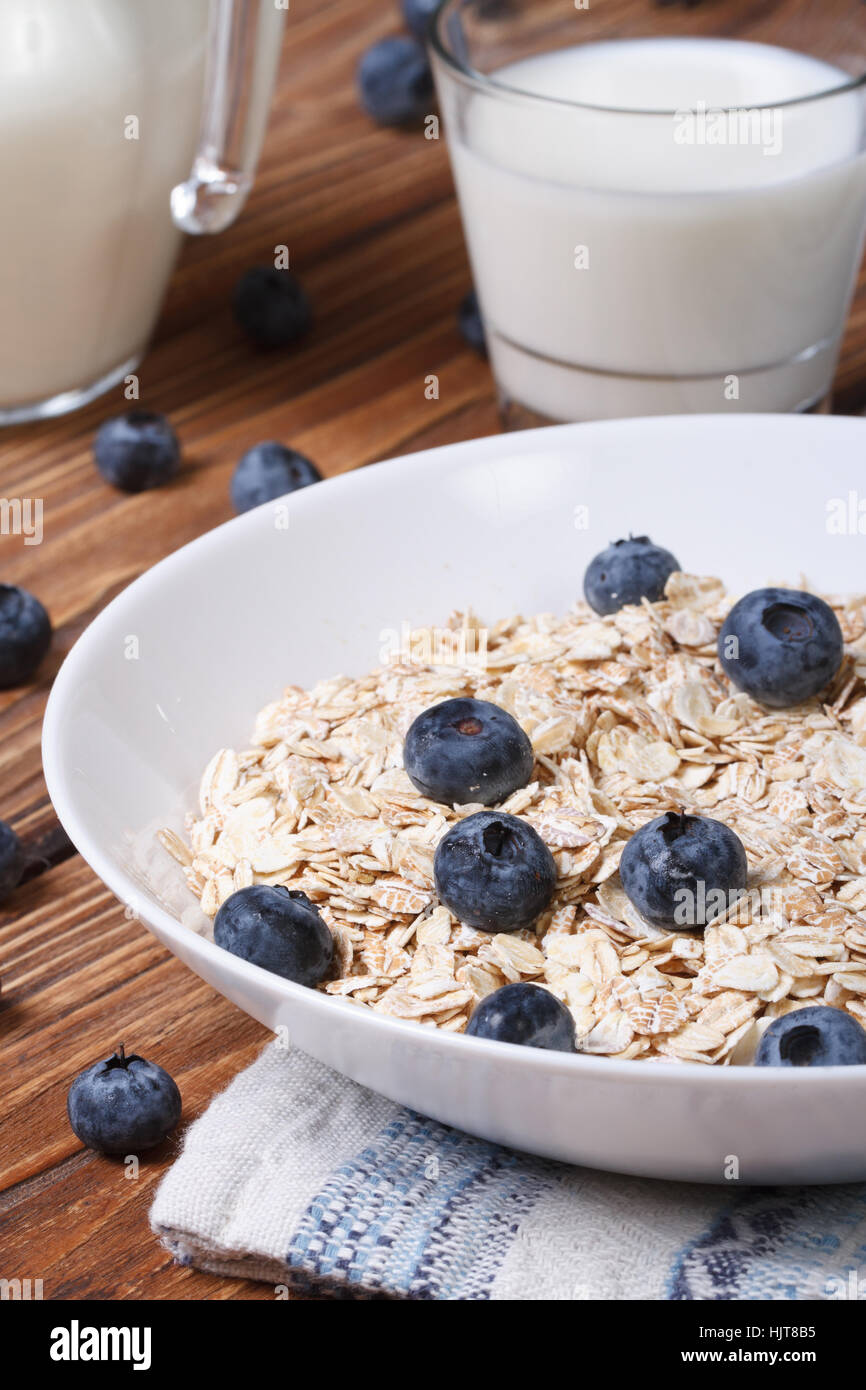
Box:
[161,576,866,1064]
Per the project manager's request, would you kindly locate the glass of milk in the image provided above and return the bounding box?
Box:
[0,0,285,424]
[430,0,866,423]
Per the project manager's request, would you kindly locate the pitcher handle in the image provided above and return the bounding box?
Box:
[171,0,286,235]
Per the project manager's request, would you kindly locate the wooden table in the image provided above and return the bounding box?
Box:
[2,1,865,1302]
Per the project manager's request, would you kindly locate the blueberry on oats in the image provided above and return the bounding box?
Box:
[404,697,533,806]
[434,810,556,933]
[755,1006,866,1067]
[620,810,747,930]
[466,982,576,1051]
[214,884,333,986]
[583,536,680,616]
[718,587,843,709]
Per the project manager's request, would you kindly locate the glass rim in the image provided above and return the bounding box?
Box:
[429,0,866,116]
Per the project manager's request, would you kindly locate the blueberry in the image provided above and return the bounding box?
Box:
[718,587,843,709]
[0,821,24,903]
[67,1044,181,1155]
[458,290,487,358]
[755,1006,866,1067]
[214,884,333,985]
[620,810,747,930]
[401,0,439,39]
[403,0,507,32]
[93,410,180,493]
[231,441,322,514]
[434,810,556,933]
[0,585,51,688]
[583,535,680,616]
[466,982,575,1051]
[357,36,433,126]
[232,267,312,348]
[404,698,533,807]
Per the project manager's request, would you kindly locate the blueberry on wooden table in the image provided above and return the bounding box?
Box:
[67,1044,182,1154]
[583,535,680,616]
[620,810,747,930]
[0,821,24,903]
[230,441,322,514]
[433,810,556,933]
[718,587,843,708]
[93,410,180,493]
[232,266,312,348]
[466,982,576,1052]
[401,0,439,39]
[458,289,487,358]
[403,0,508,31]
[403,0,436,37]
[755,1006,866,1067]
[214,885,333,986]
[0,584,51,687]
[404,697,534,807]
[357,36,433,126]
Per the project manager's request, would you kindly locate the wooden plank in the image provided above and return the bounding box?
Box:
[0,857,272,1299]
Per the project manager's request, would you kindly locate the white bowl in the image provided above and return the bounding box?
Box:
[43,413,866,1185]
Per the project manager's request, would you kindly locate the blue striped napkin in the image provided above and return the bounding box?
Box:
[150,1042,866,1300]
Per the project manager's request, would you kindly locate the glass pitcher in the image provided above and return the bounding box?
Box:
[0,0,285,424]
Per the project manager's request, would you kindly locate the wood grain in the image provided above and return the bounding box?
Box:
[1,0,865,1301]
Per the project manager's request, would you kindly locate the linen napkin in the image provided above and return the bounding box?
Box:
[151,1041,866,1300]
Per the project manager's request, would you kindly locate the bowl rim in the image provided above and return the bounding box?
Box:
[42,413,866,1089]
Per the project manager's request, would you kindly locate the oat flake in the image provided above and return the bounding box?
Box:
[161,580,866,1062]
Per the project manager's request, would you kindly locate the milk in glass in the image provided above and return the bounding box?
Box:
[447,38,866,418]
